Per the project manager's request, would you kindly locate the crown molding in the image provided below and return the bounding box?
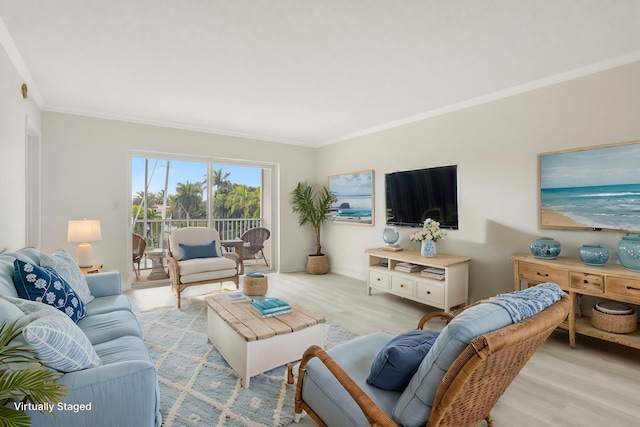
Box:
[321,51,640,147]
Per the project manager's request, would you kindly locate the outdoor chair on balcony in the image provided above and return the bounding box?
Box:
[167,227,241,308]
[294,283,570,427]
[132,233,146,279]
[240,227,270,266]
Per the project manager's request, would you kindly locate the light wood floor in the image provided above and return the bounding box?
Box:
[126,272,640,426]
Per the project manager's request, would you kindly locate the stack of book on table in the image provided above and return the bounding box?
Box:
[395,262,420,273]
[224,292,251,303]
[250,296,292,317]
[421,267,445,280]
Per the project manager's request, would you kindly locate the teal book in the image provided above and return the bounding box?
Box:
[251,297,291,315]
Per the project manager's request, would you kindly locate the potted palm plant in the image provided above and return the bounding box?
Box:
[291,182,337,274]
[0,321,67,427]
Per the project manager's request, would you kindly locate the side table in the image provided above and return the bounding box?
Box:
[80,264,102,275]
[146,249,169,280]
[221,239,245,275]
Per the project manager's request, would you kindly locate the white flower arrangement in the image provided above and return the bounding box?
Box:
[410,218,445,243]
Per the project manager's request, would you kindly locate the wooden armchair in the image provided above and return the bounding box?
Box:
[294,292,570,427]
[166,227,240,308]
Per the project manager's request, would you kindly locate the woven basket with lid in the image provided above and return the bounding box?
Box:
[591,301,638,334]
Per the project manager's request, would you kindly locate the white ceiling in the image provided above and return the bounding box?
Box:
[1,1,640,146]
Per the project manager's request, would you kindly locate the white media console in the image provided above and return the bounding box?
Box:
[365,247,470,311]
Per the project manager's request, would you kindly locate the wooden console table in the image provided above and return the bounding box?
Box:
[512,254,640,349]
[365,248,470,311]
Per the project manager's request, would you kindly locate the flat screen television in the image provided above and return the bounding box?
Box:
[385,165,458,229]
[539,140,640,233]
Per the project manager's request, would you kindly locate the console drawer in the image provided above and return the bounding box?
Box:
[518,262,569,288]
[606,276,640,305]
[392,276,415,296]
[570,272,604,294]
[416,281,444,306]
[369,270,390,289]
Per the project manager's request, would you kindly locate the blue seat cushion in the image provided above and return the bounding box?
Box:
[77,310,143,345]
[302,332,402,427]
[367,330,439,391]
[85,294,132,316]
[13,259,87,323]
[179,240,218,260]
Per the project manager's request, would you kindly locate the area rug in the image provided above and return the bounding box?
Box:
[135,299,357,427]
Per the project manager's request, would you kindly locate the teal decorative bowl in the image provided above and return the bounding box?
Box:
[382,228,399,246]
[578,245,609,266]
[618,234,640,272]
[530,237,561,259]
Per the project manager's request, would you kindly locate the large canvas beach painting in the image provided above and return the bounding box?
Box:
[539,140,640,233]
[329,170,374,225]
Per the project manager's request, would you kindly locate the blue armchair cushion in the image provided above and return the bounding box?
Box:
[13,259,87,323]
[179,240,218,260]
[367,330,439,391]
[40,249,94,304]
[393,303,513,427]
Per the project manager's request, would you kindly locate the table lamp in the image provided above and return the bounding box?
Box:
[67,219,102,267]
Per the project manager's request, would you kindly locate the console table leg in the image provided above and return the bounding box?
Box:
[569,291,576,348]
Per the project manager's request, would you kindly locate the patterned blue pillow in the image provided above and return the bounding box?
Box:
[41,249,94,304]
[13,259,87,323]
[22,314,101,372]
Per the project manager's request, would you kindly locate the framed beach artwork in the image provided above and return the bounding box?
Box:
[328,170,374,225]
[539,140,640,233]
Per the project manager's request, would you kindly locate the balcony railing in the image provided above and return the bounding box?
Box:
[133,218,263,250]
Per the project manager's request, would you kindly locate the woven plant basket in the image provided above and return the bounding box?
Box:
[591,304,638,334]
[306,255,329,275]
[242,274,268,296]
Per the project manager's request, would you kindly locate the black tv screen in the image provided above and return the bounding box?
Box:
[385,165,458,229]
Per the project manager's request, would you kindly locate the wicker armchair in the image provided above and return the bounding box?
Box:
[166,227,241,308]
[132,233,146,279]
[294,293,570,427]
[240,227,270,266]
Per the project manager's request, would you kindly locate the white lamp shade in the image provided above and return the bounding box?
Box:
[67,219,102,243]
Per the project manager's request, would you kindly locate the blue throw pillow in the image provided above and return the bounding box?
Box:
[179,240,218,260]
[22,314,101,373]
[367,329,439,391]
[13,259,87,323]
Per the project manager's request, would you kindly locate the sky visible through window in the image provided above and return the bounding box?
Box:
[132,158,262,200]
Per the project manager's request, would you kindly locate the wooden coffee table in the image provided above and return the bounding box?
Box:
[205,294,325,388]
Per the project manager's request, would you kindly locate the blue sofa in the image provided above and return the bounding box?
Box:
[0,248,161,427]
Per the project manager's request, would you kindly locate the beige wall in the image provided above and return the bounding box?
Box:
[0,44,41,252]
[40,112,317,286]
[317,61,640,302]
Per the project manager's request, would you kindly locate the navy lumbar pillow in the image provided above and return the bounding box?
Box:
[179,240,218,260]
[13,259,87,323]
[367,329,440,391]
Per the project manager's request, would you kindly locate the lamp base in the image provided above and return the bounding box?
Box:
[76,243,94,268]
